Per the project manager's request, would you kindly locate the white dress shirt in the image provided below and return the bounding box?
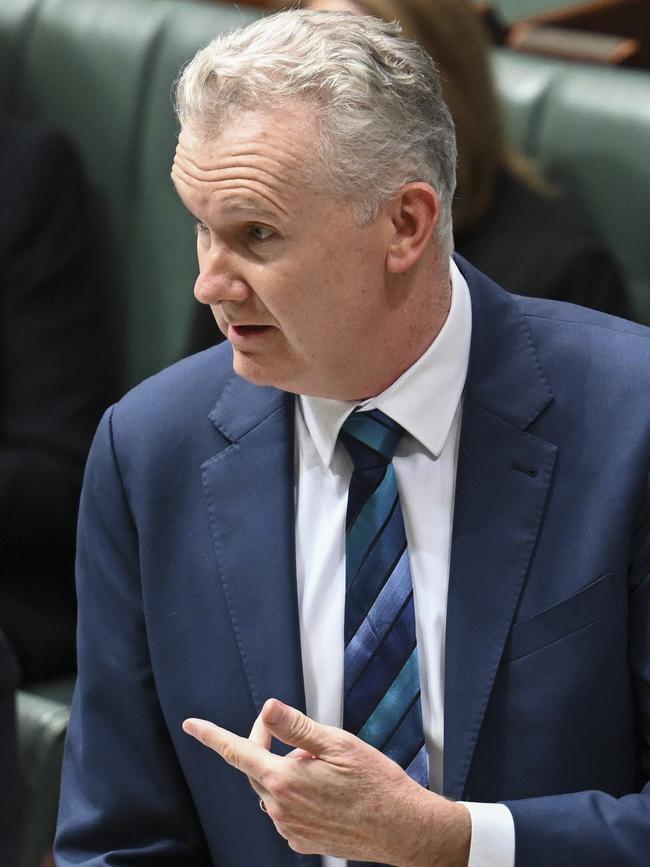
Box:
[294,259,515,867]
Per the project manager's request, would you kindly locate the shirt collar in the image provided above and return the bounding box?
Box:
[299,258,472,466]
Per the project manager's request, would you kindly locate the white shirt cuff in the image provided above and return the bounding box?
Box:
[461,801,515,867]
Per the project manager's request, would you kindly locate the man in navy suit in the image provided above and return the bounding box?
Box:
[55,10,650,867]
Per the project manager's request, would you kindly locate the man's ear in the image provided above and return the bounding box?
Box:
[385,183,440,274]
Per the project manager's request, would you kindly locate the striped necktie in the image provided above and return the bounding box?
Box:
[339,409,428,792]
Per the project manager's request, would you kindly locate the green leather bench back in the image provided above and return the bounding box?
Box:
[493,49,650,324]
[1,1,648,394]
[0,0,260,390]
[14,689,71,867]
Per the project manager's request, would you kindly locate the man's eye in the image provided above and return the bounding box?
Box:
[249,224,274,242]
[194,221,209,235]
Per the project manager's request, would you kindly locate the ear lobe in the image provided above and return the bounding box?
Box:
[385,183,440,274]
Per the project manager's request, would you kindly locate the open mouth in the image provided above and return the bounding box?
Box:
[230,324,271,338]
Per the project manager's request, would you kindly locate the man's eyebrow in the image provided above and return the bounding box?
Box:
[217,196,282,220]
[170,193,283,227]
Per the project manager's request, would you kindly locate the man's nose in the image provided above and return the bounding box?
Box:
[194,246,251,305]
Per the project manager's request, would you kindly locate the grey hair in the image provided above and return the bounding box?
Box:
[174,9,457,253]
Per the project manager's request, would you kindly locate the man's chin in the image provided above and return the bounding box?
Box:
[231,349,280,388]
[231,350,312,395]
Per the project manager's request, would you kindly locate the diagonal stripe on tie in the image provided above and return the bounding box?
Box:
[344,595,416,733]
[344,548,412,684]
[356,648,421,748]
[340,408,428,798]
[345,476,407,642]
[346,470,398,575]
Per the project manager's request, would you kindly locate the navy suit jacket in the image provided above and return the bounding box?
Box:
[55,258,650,866]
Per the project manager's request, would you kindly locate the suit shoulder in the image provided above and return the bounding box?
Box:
[518,294,650,350]
[110,344,234,440]
[518,294,648,337]
[517,295,650,399]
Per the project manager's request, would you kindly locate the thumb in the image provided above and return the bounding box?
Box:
[261,699,344,757]
[249,710,272,750]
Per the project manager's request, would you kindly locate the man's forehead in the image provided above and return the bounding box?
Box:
[176,101,318,158]
[172,105,318,191]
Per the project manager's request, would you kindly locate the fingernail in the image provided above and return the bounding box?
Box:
[264,699,284,725]
[183,718,198,735]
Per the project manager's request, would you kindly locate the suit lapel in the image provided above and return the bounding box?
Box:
[202,376,308,724]
[443,258,558,799]
[203,376,321,866]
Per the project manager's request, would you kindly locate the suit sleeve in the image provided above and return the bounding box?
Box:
[54,407,211,865]
[503,465,650,867]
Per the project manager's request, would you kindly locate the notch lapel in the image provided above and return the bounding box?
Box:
[201,376,307,722]
[443,258,558,799]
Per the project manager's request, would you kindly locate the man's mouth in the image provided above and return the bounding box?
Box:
[229,324,272,339]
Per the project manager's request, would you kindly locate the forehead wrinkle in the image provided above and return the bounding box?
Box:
[172,162,292,219]
[176,161,302,201]
[174,149,307,194]
[176,136,305,166]
[172,162,300,221]
[175,133,309,183]
[170,166,203,205]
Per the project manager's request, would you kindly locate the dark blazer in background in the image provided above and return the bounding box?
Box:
[56,258,650,866]
[0,117,110,682]
[456,170,631,319]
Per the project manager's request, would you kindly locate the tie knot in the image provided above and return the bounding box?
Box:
[339,409,404,469]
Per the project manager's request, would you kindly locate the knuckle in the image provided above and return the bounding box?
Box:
[273,819,288,840]
[265,771,291,801]
[331,728,351,750]
[221,743,239,768]
[247,778,263,798]
[287,838,309,854]
[261,769,280,793]
[265,801,285,823]
[273,819,291,841]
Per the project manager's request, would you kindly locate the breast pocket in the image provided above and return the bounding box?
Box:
[503,572,617,662]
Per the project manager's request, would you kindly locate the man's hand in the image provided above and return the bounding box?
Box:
[183,699,470,866]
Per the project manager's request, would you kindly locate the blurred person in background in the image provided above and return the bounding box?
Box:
[0,116,110,685]
[189,0,630,354]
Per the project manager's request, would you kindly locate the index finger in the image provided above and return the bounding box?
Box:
[183,717,277,783]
